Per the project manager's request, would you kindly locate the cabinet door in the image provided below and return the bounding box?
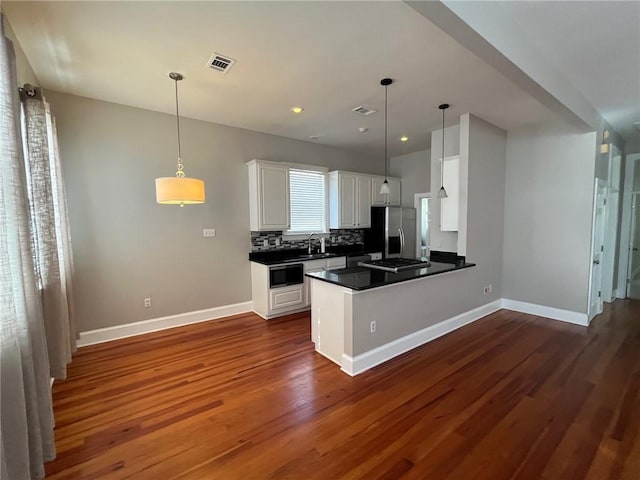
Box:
[371,176,401,206]
[440,156,459,231]
[339,174,356,227]
[356,175,372,227]
[371,176,387,205]
[387,177,401,206]
[259,165,290,230]
[269,284,304,311]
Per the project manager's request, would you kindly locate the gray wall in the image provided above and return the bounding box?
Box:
[502,120,597,313]
[430,124,460,252]
[352,114,506,355]
[46,91,381,332]
[390,148,430,207]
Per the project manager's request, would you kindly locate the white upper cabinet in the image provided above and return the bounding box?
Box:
[371,176,401,206]
[329,171,373,228]
[248,160,290,231]
[440,155,460,232]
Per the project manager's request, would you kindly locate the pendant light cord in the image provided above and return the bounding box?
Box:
[384,84,388,180]
[175,78,182,162]
[441,106,445,185]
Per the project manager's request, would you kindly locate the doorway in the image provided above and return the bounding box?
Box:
[629,194,640,299]
[414,193,430,258]
[618,153,640,299]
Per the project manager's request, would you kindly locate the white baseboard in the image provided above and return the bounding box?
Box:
[341,299,502,376]
[500,298,588,326]
[77,301,253,347]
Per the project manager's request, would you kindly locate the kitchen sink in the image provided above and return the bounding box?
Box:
[292,253,335,260]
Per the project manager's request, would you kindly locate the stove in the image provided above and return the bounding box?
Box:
[358,257,431,273]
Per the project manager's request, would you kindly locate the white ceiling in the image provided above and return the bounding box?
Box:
[499,0,640,149]
[6,1,630,159]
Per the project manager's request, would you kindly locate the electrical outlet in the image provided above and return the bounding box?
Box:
[488,284,493,293]
[483,286,490,295]
[370,320,376,333]
[263,239,269,247]
[144,297,151,308]
[203,228,216,238]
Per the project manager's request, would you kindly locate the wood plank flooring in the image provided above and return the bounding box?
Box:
[46,300,640,479]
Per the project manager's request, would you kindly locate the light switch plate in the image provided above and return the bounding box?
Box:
[203,228,216,238]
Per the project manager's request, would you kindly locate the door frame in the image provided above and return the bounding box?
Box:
[617,153,640,298]
[588,178,607,322]
[414,192,431,258]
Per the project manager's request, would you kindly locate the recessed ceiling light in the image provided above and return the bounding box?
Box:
[400,136,408,142]
[290,106,304,114]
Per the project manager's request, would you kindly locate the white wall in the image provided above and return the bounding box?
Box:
[430,124,460,252]
[502,120,597,313]
[390,148,430,207]
[2,15,39,85]
[46,91,381,332]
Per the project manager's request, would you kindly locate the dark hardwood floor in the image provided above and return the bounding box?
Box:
[46,300,640,479]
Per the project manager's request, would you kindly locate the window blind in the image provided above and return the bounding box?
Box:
[288,169,326,233]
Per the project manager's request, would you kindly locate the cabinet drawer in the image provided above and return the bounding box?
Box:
[269,284,304,311]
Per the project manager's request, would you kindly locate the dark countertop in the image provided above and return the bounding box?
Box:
[305,261,476,291]
[249,249,343,266]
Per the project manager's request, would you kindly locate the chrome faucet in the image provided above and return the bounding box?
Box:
[307,233,317,254]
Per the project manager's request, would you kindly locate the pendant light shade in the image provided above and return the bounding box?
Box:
[155,177,205,204]
[380,78,392,196]
[155,72,205,206]
[437,103,449,199]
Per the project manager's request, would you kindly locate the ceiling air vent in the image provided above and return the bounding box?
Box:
[352,105,376,116]
[206,53,236,74]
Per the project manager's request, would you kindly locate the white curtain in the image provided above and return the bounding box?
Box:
[22,90,77,380]
[1,18,56,480]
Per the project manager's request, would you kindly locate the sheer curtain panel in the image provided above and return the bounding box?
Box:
[22,91,77,379]
[1,17,56,480]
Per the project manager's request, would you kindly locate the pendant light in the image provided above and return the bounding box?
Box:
[437,103,449,199]
[379,78,392,196]
[155,72,205,206]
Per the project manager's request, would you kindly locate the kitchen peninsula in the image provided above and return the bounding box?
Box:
[307,260,476,376]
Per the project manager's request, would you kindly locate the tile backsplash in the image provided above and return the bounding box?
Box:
[250,229,364,252]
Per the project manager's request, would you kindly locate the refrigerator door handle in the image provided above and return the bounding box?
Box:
[399,228,405,257]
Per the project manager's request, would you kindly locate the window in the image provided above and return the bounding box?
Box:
[287,168,327,234]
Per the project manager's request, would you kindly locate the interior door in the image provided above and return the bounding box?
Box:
[628,194,640,299]
[589,179,607,321]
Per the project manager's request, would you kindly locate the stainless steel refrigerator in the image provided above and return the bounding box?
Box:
[364,206,417,259]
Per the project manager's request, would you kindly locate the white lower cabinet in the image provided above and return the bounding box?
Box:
[251,256,346,319]
[269,284,304,311]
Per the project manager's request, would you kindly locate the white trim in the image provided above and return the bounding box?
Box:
[340,299,502,376]
[77,301,253,347]
[501,298,588,326]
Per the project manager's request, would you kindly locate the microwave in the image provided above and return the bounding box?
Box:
[269,263,304,289]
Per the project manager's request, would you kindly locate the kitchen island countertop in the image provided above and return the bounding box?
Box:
[306,261,475,291]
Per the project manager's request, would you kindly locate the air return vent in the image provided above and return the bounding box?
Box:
[206,53,236,73]
[352,105,376,116]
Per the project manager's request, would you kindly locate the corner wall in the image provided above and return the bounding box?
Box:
[390,148,430,207]
[46,91,379,332]
[502,120,597,313]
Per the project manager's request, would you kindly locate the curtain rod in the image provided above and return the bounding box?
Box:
[19,83,43,101]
